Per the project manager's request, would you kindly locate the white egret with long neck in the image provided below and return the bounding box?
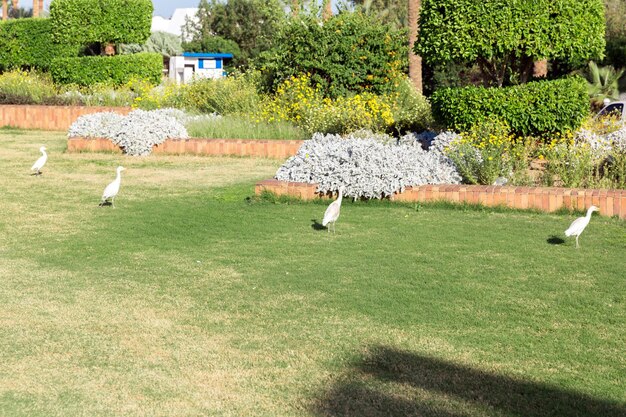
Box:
[31,146,47,175]
[322,187,344,233]
[565,205,599,248]
[99,166,125,208]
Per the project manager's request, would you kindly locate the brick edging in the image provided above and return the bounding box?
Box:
[67,137,304,159]
[255,179,626,219]
[0,105,132,131]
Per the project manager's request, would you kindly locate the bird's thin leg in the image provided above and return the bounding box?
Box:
[112,197,116,209]
[333,222,336,234]
[575,236,580,249]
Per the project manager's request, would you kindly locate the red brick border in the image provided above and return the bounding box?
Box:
[67,137,304,159]
[255,179,626,219]
[0,105,132,131]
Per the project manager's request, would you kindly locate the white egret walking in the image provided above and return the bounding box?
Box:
[565,205,599,248]
[322,187,344,233]
[31,146,47,175]
[99,166,125,208]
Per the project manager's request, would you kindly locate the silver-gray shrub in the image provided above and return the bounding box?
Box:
[575,125,626,155]
[68,109,200,156]
[275,132,461,199]
[110,110,189,156]
[67,112,125,139]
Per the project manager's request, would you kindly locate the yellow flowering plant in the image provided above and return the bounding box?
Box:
[445,117,518,185]
[260,74,398,135]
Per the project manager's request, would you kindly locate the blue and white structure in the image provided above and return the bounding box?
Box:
[169,52,233,84]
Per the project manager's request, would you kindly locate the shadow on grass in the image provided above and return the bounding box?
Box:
[311,219,326,231]
[313,345,625,417]
[547,235,566,245]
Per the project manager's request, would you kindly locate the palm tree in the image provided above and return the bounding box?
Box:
[407,0,422,93]
[584,61,625,108]
[323,0,332,20]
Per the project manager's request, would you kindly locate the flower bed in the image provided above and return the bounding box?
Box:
[255,179,626,219]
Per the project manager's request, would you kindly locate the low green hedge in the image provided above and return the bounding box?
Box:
[0,18,80,71]
[431,77,589,136]
[50,52,162,86]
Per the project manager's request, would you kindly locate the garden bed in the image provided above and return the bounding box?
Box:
[0,104,132,130]
[256,179,626,219]
[67,136,304,159]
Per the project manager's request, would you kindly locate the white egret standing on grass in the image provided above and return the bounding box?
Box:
[322,187,344,233]
[99,166,125,208]
[565,205,599,248]
[31,146,47,175]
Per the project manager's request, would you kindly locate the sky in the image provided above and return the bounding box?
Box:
[38,1,200,18]
[151,0,200,17]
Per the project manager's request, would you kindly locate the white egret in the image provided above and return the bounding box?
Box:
[565,205,599,248]
[31,146,47,175]
[99,166,125,208]
[322,187,344,233]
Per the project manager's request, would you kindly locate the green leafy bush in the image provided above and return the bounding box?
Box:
[389,78,433,135]
[416,0,605,86]
[50,53,162,86]
[258,12,407,98]
[50,0,152,46]
[0,18,80,71]
[431,77,589,136]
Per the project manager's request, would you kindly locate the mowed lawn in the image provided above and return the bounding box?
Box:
[0,129,625,417]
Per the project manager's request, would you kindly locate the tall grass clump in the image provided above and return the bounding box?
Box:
[183,73,261,115]
[186,114,307,140]
[58,83,137,107]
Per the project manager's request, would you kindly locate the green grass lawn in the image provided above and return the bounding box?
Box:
[0,129,625,417]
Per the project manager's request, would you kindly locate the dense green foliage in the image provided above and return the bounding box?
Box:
[183,0,284,67]
[49,53,162,86]
[258,12,408,98]
[50,0,152,47]
[182,36,241,61]
[0,19,80,71]
[416,0,606,86]
[431,77,589,136]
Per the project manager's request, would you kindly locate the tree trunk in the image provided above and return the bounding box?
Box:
[407,0,422,93]
[2,1,7,20]
[291,0,299,17]
[533,59,548,78]
[103,43,116,56]
[322,0,332,20]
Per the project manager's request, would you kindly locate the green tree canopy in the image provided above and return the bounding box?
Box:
[415,0,606,86]
[183,0,285,67]
[50,0,152,48]
[258,12,408,97]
